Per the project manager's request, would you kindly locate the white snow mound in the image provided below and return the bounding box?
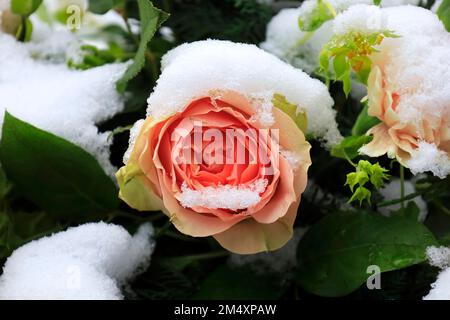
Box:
[0,222,154,300]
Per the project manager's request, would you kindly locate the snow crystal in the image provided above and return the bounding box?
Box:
[228,227,307,279]
[378,178,428,222]
[149,40,342,148]
[0,33,127,176]
[408,142,450,179]
[427,246,450,270]
[179,179,268,210]
[0,222,154,300]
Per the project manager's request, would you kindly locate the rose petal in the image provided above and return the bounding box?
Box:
[213,196,300,254]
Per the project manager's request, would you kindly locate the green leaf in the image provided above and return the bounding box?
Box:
[345,171,369,192]
[0,164,12,203]
[366,161,390,189]
[1,112,118,218]
[296,211,438,297]
[15,17,33,42]
[393,201,420,221]
[272,93,308,132]
[437,0,450,32]
[116,0,169,92]
[319,30,399,94]
[319,49,330,72]
[331,135,373,160]
[348,185,371,205]
[194,265,282,299]
[352,103,381,135]
[88,0,121,14]
[333,53,348,80]
[11,0,42,16]
[373,0,382,5]
[0,211,62,258]
[344,160,389,205]
[342,70,351,97]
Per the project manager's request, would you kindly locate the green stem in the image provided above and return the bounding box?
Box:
[378,191,424,207]
[343,150,357,168]
[399,164,405,210]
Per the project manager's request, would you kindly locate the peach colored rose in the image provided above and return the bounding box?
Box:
[116,90,311,254]
[360,64,450,165]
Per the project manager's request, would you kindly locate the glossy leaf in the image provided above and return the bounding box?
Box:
[1,112,118,218]
[296,211,438,297]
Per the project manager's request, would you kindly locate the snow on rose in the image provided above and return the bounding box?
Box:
[114,40,343,254]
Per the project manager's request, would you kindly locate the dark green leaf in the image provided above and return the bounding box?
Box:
[296,211,438,297]
[0,211,62,258]
[0,164,11,202]
[195,265,282,299]
[11,0,42,16]
[16,17,33,42]
[116,0,169,92]
[1,112,118,218]
[373,0,382,5]
[393,202,420,221]
[88,0,121,14]
[331,135,373,160]
[437,0,450,32]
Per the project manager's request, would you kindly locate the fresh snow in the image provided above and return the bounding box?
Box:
[148,40,342,147]
[0,222,155,300]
